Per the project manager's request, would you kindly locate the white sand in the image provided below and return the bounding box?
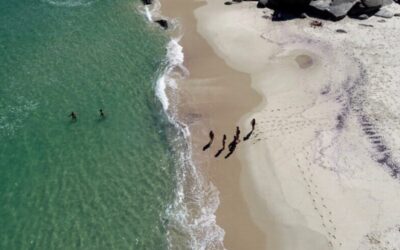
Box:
[195,1,400,249]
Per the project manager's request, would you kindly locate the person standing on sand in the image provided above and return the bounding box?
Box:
[222,134,227,149]
[251,118,256,130]
[228,135,238,151]
[235,126,241,143]
[69,111,77,121]
[214,134,227,158]
[225,135,237,159]
[203,130,215,151]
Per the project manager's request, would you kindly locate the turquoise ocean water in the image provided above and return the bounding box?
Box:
[0,0,181,249]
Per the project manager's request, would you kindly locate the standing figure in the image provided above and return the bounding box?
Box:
[214,134,227,158]
[251,118,256,130]
[222,134,227,149]
[235,126,241,143]
[225,135,238,159]
[203,130,215,151]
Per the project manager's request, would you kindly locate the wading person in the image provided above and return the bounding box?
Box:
[99,109,105,118]
[69,111,77,121]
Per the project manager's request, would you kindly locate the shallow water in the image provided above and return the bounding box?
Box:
[0,1,178,249]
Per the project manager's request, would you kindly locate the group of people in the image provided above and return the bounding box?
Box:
[69,109,105,121]
[203,118,256,159]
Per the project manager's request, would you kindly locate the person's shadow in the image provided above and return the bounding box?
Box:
[203,142,212,151]
[225,142,237,159]
[243,130,253,141]
[215,147,224,158]
[225,148,235,159]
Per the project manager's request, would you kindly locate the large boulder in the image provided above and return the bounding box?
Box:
[257,0,269,8]
[374,6,395,17]
[268,0,311,9]
[309,0,359,20]
[362,0,392,7]
[347,1,383,18]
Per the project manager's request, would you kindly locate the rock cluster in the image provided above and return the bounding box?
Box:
[257,0,400,20]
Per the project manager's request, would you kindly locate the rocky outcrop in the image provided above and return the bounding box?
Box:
[268,0,311,8]
[309,0,358,20]
[257,0,398,20]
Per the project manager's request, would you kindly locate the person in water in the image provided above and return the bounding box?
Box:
[203,130,215,151]
[99,109,105,118]
[69,111,77,121]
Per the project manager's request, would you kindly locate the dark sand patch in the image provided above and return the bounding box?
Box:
[296,54,314,69]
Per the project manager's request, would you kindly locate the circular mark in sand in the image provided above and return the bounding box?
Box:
[295,54,313,69]
[43,0,97,7]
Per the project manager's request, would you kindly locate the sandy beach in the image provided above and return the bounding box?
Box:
[160,0,400,249]
[160,0,265,249]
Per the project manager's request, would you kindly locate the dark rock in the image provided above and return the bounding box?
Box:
[225,1,233,5]
[268,0,311,11]
[336,28,347,33]
[308,0,359,20]
[272,9,306,20]
[357,13,370,19]
[348,2,380,19]
[395,13,400,16]
[155,19,168,29]
[257,0,269,8]
[142,0,152,5]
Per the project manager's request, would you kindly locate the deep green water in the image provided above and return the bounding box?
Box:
[0,0,177,249]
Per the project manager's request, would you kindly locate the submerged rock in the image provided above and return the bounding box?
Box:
[155,19,168,29]
[142,0,152,5]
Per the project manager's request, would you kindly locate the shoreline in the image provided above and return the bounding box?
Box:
[159,0,266,249]
[150,0,400,249]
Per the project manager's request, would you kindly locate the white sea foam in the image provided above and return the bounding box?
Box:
[43,0,96,7]
[144,6,153,22]
[141,2,226,250]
